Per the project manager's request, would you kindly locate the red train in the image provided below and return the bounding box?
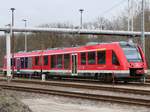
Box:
[3,41,147,82]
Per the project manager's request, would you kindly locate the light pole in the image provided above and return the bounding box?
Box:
[128,0,130,31]
[141,0,145,54]
[79,9,84,29]
[22,19,27,52]
[10,8,15,78]
[128,0,134,31]
[5,24,11,81]
[131,0,134,31]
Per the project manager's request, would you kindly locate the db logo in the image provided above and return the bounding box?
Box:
[135,63,139,67]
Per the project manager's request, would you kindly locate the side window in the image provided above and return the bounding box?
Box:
[25,57,28,68]
[97,51,106,64]
[88,52,96,64]
[11,58,13,66]
[112,51,120,65]
[44,55,48,65]
[51,55,56,68]
[81,52,86,65]
[20,57,25,68]
[11,58,16,67]
[16,58,20,69]
[35,56,39,66]
[64,54,70,69]
[57,55,63,68]
[28,57,32,68]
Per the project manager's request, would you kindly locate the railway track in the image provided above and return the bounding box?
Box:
[12,75,150,86]
[0,83,150,107]
[0,78,150,96]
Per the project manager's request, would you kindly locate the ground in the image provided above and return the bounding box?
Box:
[0,89,32,112]
[22,97,150,112]
[0,89,150,112]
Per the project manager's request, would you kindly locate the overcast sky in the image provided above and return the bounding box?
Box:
[0,0,131,27]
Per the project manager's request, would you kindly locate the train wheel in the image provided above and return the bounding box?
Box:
[140,76,146,84]
[4,71,7,77]
[97,73,113,83]
[105,73,113,82]
[94,73,98,80]
[98,73,105,82]
[124,81,128,84]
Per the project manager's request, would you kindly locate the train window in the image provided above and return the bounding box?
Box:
[11,58,13,66]
[28,57,32,68]
[44,55,48,65]
[88,52,96,64]
[64,54,70,69]
[98,51,106,64]
[35,56,39,66]
[25,57,28,68]
[51,55,56,68]
[20,57,25,68]
[81,52,86,65]
[112,51,120,65]
[11,58,16,67]
[57,55,63,68]
[16,58,20,69]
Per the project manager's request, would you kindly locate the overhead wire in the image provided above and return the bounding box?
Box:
[99,0,127,17]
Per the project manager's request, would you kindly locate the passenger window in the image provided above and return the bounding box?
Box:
[25,57,28,68]
[88,52,96,64]
[28,57,32,68]
[16,58,20,69]
[57,55,63,68]
[44,55,48,65]
[112,51,120,65]
[51,55,56,68]
[64,54,70,69]
[20,57,25,68]
[35,56,39,66]
[98,51,106,64]
[81,52,86,65]
[11,58,16,67]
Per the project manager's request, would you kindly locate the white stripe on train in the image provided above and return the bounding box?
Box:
[3,69,130,74]
[3,69,148,74]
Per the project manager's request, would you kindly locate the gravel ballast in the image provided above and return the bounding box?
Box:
[0,90,32,112]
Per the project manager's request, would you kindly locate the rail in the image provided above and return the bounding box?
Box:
[0,83,150,107]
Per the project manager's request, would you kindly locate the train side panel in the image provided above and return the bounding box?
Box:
[2,42,147,82]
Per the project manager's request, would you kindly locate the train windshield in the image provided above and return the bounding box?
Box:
[120,42,142,62]
[123,47,142,62]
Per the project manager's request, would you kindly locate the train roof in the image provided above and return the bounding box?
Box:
[12,41,135,58]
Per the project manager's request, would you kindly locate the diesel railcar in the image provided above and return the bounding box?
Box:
[3,41,147,82]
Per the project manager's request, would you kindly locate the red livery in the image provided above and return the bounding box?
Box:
[3,41,147,82]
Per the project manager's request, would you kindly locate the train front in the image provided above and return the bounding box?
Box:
[120,42,147,82]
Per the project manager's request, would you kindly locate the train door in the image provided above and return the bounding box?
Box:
[72,54,77,76]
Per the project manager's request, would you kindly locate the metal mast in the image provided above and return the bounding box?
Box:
[22,19,27,52]
[10,8,15,79]
[79,9,84,29]
[141,0,145,54]
[128,0,130,31]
